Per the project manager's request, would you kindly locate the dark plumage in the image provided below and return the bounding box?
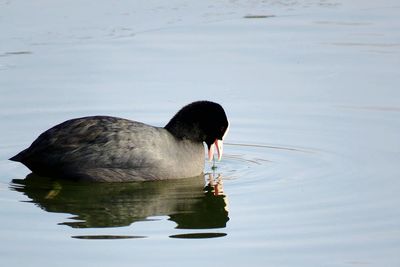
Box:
[10,101,229,182]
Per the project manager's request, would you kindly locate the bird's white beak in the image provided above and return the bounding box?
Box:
[208,121,229,161]
[208,139,223,161]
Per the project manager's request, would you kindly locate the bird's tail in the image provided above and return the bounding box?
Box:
[9,149,28,162]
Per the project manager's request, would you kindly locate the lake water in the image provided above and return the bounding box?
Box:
[1,0,400,266]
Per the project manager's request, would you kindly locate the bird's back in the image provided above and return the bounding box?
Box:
[11,116,204,181]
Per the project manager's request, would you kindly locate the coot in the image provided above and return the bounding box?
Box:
[10,101,229,182]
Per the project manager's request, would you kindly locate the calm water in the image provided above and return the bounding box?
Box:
[1,1,400,266]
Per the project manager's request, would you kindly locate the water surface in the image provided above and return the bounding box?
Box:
[1,1,400,266]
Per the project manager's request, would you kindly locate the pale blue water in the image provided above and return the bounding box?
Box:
[1,1,400,266]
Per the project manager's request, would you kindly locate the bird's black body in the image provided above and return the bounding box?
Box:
[10,101,229,182]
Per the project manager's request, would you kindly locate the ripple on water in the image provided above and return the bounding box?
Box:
[72,235,147,240]
[212,141,334,193]
[169,232,227,239]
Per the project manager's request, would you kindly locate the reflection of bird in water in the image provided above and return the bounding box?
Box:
[10,173,229,230]
[170,173,229,229]
[206,173,226,196]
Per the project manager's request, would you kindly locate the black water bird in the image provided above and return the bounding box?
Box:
[10,101,229,182]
